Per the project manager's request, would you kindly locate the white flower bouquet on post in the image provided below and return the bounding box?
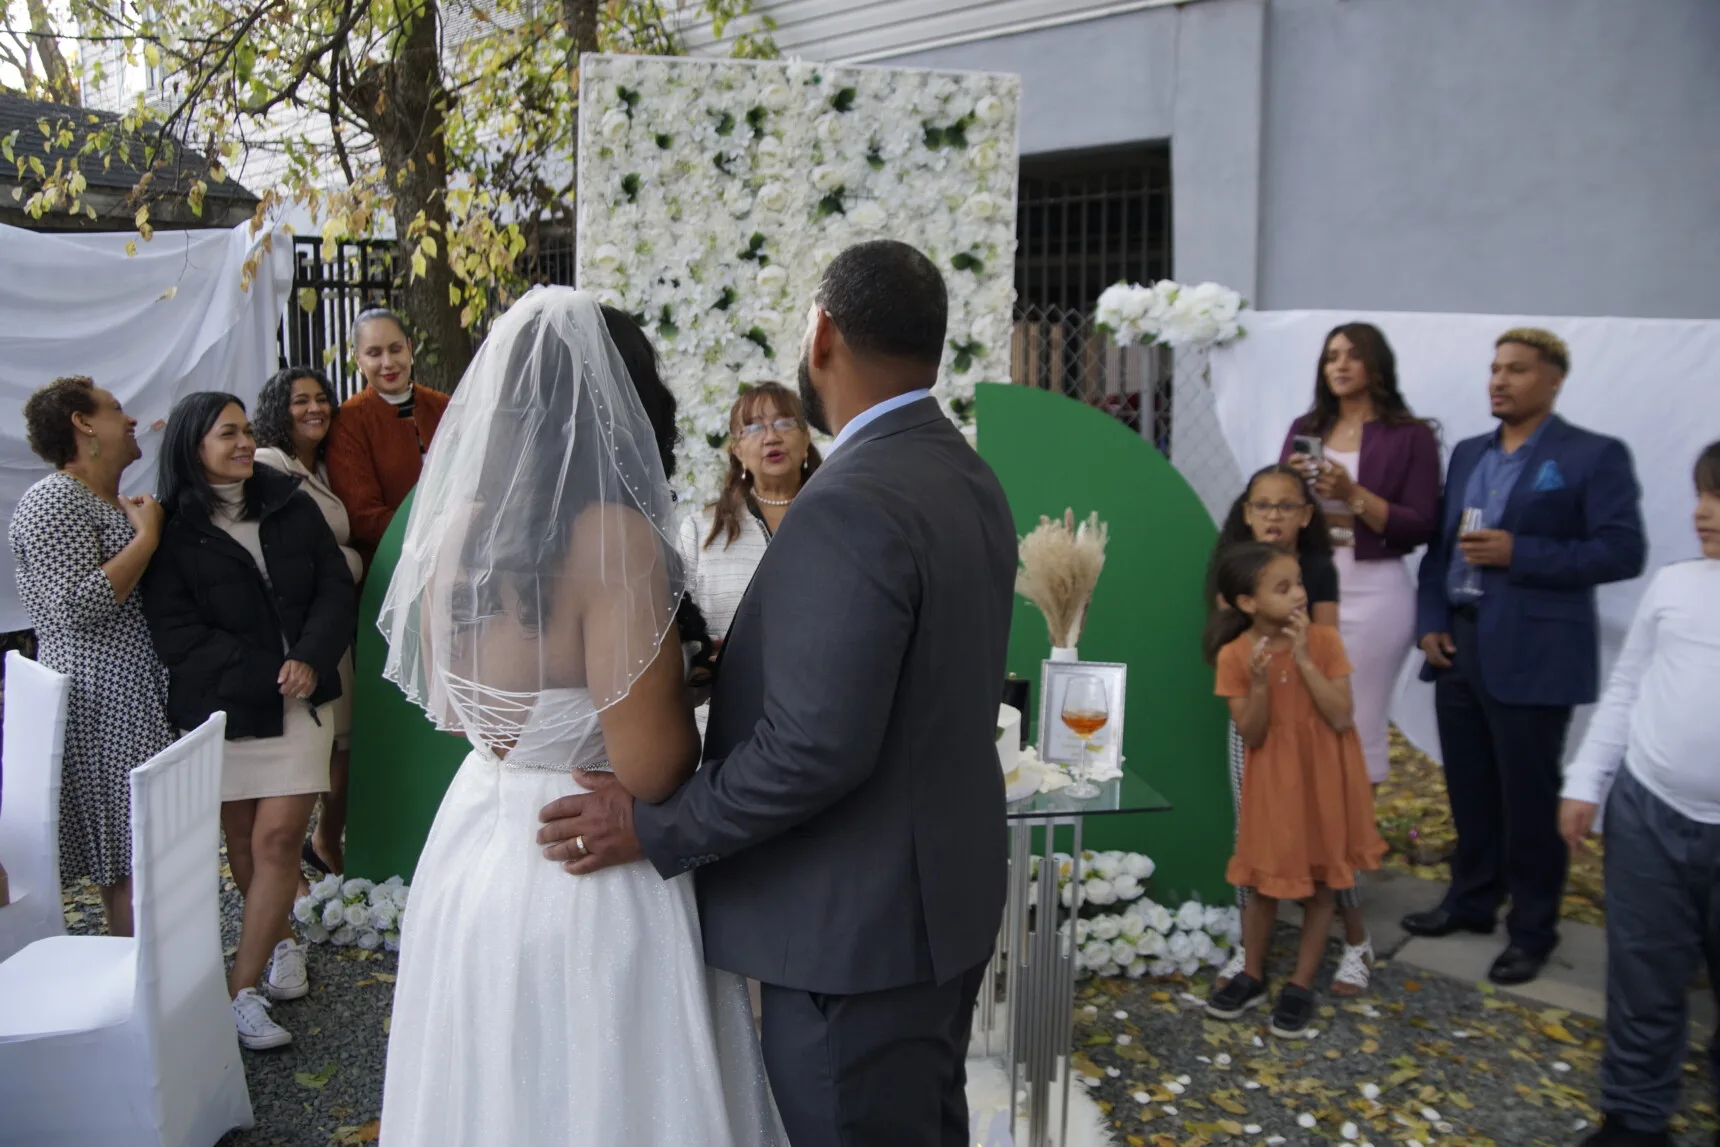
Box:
[292,873,410,952]
[1094,279,1248,349]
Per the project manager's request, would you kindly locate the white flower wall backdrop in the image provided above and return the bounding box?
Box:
[576,54,1021,503]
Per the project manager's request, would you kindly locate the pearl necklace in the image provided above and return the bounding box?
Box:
[752,492,794,507]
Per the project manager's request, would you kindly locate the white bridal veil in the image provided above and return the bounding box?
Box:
[377,287,685,752]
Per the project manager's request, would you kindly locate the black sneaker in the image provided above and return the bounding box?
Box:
[1578,1114,1671,1146]
[1269,983,1316,1039]
[1206,972,1267,1020]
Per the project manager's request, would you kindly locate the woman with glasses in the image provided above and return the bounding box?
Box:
[676,383,822,733]
[1281,322,1442,786]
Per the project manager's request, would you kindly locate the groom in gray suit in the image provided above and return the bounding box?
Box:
[539,240,1017,1146]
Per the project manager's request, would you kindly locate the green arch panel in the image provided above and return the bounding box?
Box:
[345,387,1234,902]
[343,488,466,882]
[975,382,1230,903]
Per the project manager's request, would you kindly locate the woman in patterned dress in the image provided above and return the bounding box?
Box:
[9,376,177,937]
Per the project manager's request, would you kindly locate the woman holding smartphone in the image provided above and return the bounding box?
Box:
[1280,322,1442,786]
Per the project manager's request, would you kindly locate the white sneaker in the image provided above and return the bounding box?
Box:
[1332,936,1374,995]
[264,938,309,1001]
[1216,944,1247,988]
[231,987,292,1050]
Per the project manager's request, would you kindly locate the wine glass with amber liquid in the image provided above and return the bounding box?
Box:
[1060,675,1109,799]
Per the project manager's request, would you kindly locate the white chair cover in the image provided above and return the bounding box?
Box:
[0,651,70,962]
[0,713,253,1147]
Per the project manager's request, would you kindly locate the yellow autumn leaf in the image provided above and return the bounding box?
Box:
[1361,1038,1380,1054]
[410,250,428,280]
[1214,1096,1247,1115]
[1542,1023,1579,1045]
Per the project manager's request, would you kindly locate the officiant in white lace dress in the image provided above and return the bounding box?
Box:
[377,289,783,1146]
[677,383,821,734]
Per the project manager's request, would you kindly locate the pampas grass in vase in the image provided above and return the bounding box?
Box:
[1015,509,1109,655]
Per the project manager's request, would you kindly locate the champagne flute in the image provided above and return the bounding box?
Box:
[1060,674,1109,799]
[1459,507,1486,597]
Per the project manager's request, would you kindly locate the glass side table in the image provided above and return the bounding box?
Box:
[974,773,1173,1147]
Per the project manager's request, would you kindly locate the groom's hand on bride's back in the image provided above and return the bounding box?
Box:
[537,772,644,875]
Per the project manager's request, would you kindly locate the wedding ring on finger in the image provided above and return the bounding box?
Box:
[575,835,588,857]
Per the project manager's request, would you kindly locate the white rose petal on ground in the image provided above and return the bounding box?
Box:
[1297,1113,1317,1129]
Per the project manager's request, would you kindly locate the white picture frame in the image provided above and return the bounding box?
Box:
[1037,660,1127,774]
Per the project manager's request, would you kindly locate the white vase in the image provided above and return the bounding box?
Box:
[1049,646,1079,662]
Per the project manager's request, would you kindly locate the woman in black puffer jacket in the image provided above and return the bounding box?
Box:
[143,391,354,1051]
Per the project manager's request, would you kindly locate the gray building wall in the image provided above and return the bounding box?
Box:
[1259,0,1720,319]
[870,0,1720,320]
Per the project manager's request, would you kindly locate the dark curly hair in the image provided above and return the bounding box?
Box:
[254,366,337,458]
[23,375,99,468]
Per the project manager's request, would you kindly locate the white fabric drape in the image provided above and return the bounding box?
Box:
[0,221,293,631]
[1210,310,1720,764]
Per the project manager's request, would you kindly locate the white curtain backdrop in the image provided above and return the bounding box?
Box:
[0,221,292,632]
[1209,310,1720,764]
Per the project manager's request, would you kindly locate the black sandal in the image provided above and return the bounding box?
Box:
[301,838,332,875]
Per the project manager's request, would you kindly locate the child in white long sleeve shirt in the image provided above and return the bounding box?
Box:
[1564,441,1720,1147]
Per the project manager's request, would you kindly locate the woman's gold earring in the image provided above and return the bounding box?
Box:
[88,434,101,460]
[742,468,749,483]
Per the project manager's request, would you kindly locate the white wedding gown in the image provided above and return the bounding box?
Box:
[381,688,784,1145]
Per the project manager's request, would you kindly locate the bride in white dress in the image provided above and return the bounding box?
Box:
[376,288,783,1145]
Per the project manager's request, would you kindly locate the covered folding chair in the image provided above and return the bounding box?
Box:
[0,713,254,1146]
[0,650,71,962]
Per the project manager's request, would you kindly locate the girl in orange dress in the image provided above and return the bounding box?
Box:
[1202,542,1385,1038]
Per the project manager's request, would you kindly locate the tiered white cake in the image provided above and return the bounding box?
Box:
[997,704,1022,780]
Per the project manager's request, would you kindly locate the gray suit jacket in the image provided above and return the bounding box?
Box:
[634,396,1017,995]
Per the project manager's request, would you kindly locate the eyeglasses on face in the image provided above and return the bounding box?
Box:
[1247,500,1307,518]
[738,417,802,439]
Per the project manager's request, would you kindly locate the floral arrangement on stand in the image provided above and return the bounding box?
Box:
[1094,279,1249,349]
[292,874,409,952]
[576,54,1022,505]
[1032,850,1241,981]
[1015,509,1109,653]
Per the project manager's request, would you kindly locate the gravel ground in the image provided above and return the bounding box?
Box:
[62,873,1718,1147]
[1077,924,1718,1147]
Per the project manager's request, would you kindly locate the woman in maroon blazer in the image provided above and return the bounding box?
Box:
[1281,322,1441,785]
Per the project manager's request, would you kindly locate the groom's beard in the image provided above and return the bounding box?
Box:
[798,352,831,436]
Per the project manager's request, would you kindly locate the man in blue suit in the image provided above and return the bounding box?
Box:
[1402,328,1646,985]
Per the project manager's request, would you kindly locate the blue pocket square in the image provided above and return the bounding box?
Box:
[1532,460,1566,492]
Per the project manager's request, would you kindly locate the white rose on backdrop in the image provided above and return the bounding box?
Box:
[1091,915,1122,941]
[1187,931,1214,962]
[813,243,844,272]
[755,135,789,170]
[342,878,374,898]
[1127,959,1150,979]
[591,244,625,273]
[1074,918,1091,944]
[960,193,999,223]
[1091,852,1123,881]
[969,140,1002,172]
[1175,900,1206,931]
[1122,853,1156,880]
[600,109,630,141]
[1059,881,1084,909]
[1177,957,1202,978]
[1167,931,1194,961]
[303,921,329,944]
[593,287,625,310]
[974,95,1007,125]
[1081,940,1113,970]
[1137,930,1169,958]
[1084,878,1117,906]
[369,903,398,931]
[756,264,789,295]
[755,182,791,213]
[292,898,316,925]
[344,902,370,929]
[724,184,754,218]
[356,929,383,951]
[1203,906,1232,934]
[761,81,793,111]
[1149,957,1177,978]
[754,309,785,336]
[811,165,845,193]
[1119,913,1147,940]
[331,925,357,947]
[928,75,958,103]
[1110,939,1137,966]
[785,58,816,86]
[1206,942,1231,968]
[848,200,887,231]
[383,932,402,953]
[313,873,343,900]
[814,114,844,144]
[1111,874,1143,901]
[321,900,344,930]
